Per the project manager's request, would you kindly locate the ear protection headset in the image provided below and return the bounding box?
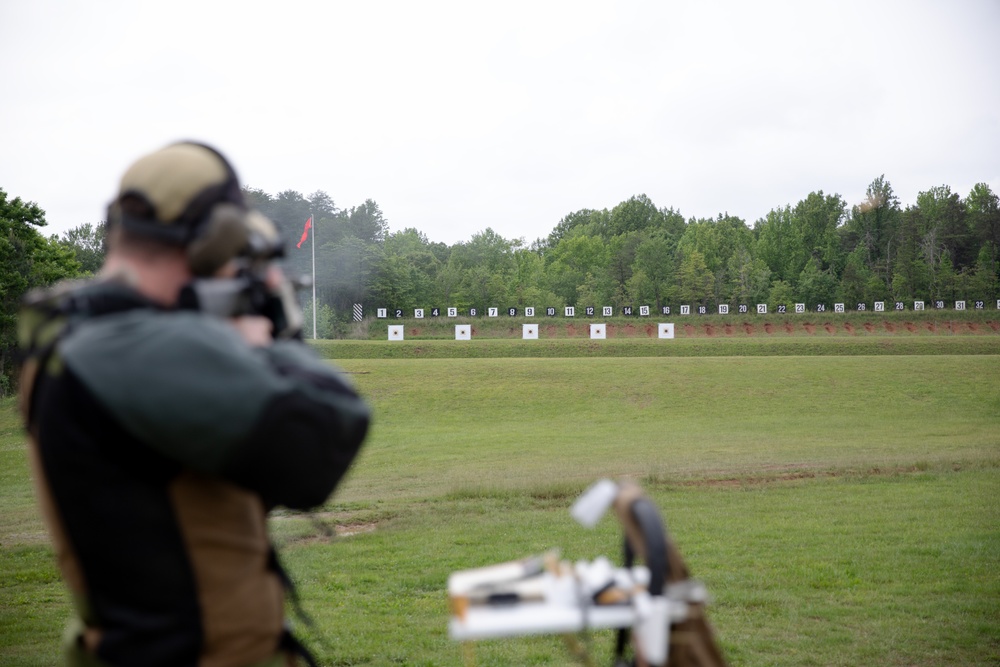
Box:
[107,141,252,276]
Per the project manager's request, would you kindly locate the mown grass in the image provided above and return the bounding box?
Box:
[331,356,1000,502]
[1,343,998,666]
[314,336,1000,359]
[273,469,1000,667]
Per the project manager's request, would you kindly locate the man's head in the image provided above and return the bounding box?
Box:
[102,141,261,305]
[107,142,252,278]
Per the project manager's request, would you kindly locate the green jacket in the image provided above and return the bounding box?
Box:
[20,279,370,667]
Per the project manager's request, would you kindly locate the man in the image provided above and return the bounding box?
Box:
[19,142,370,666]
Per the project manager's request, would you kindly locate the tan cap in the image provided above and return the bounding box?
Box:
[109,141,246,249]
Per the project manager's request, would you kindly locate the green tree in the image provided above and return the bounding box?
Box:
[679,214,753,301]
[755,206,800,284]
[768,280,796,309]
[630,231,676,308]
[843,175,901,284]
[543,208,609,249]
[269,189,313,239]
[864,274,887,304]
[793,191,845,272]
[317,236,382,315]
[544,232,610,305]
[577,272,608,308]
[384,227,431,255]
[934,251,957,301]
[369,252,416,312]
[378,228,442,307]
[608,194,664,237]
[675,250,714,305]
[451,229,519,307]
[345,199,389,245]
[726,246,771,304]
[890,207,927,300]
[256,189,315,281]
[242,186,274,212]
[436,253,464,306]
[606,232,643,306]
[1,190,81,393]
[300,301,336,339]
[509,247,550,307]
[966,183,1000,265]
[57,222,107,274]
[797,259,837,309]
[656,206,687,243]
[967,245,999,300]
[838,246,873,306]
[756,193,845,290]
[915,186,971,270]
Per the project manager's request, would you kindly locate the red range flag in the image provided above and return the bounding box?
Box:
[296,216,313,248]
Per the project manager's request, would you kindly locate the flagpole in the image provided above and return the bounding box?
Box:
[310,211,317,339]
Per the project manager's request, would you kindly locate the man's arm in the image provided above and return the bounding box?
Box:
[60,311,370,509]
[219,339,370,509]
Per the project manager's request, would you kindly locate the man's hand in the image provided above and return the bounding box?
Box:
[230,315,274,347]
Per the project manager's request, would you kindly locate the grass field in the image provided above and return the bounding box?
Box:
[2,338,998,666]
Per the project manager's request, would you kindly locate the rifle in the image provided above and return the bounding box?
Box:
[178,212,306,338]
[448,480,728,667]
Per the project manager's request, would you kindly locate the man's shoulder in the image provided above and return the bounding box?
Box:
[19,278,151,364]
[23,277,152,318]
[63,307,239,358]
[59,308,257,400]
[56,309,293,465]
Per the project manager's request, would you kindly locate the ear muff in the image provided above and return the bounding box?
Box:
[107,141,248,256]
[186,203,251,276]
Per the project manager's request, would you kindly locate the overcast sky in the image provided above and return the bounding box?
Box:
[2,0,998,246]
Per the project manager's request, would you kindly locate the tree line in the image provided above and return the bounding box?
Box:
[3,175,999,377]
[246,177,1000,335]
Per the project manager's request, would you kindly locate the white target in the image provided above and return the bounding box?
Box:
[388,325,404,340]
[590,324,606,339]
[455,325,471,340]
[658,323,674,339]
[522,324,538,339]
